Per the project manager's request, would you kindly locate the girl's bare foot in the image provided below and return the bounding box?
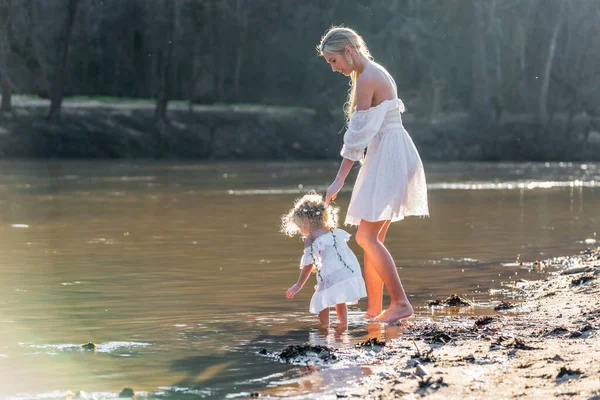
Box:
[375,302,413,323]
[335,323,347,334]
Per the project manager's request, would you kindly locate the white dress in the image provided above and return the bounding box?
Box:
[340,98,429,226]
[299,229,367,314]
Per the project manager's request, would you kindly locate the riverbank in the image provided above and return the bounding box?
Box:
[277,248,600,399]
[0,97,327,159]
[1,97,600,161]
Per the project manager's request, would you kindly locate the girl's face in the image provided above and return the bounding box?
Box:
[300,224,311,237]
[298,218,321,237]
[323,50,353,76]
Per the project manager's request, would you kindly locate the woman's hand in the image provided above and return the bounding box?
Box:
[286,284,302,299]
[324,179,344,206]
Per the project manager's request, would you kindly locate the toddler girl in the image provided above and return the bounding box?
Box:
[281,192,367,327]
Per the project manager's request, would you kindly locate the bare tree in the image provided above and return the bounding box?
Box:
[47,0,80,121]
[471,1,490,115]
[154,0,175,127]
[538,2,564,125]
[0,0,13,114]
[232,0,249,100]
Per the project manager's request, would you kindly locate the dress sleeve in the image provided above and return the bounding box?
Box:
[333,228,352,242]
[340,103,391,161]
[299,239,327,269]
[299,246,313,269]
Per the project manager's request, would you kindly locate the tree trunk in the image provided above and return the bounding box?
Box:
[1,79,11,113]
[154,0,175,124]
[0,0,12,114]
[470,1,490,114]
[210,1,225,102]
[539,5,564,125]
[430,77,445,122]
[232,0,249,101]
[47,0,80,121]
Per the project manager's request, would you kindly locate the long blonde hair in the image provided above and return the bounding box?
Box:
[317,26,373,125]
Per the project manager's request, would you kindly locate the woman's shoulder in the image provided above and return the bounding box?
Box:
[360,63,394,84]
[355,66,383,94]
[356,67,378,83]
[355,63,397,110]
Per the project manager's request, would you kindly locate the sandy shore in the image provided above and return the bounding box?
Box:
[263,248,600,399]
[329,247,600,399]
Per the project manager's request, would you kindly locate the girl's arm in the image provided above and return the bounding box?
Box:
[286,264,313,299]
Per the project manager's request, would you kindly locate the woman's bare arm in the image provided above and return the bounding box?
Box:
[324,76,377,206]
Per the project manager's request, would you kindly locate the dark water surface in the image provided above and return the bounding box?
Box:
[0,160,598,399]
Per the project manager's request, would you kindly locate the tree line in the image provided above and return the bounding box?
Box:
[0,0,599,133]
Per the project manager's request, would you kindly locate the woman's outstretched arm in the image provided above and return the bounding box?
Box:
[325,76,376,205]
[324,158,354,206]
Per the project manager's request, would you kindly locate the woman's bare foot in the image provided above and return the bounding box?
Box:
[375,302,413,323]
[363,312,379,320]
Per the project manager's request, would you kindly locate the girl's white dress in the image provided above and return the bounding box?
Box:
[341,98,429,226]
[299,229,367,314]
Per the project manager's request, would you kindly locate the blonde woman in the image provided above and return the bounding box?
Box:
[319,26,429,323]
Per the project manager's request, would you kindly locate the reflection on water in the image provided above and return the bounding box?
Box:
[0,160,598,398]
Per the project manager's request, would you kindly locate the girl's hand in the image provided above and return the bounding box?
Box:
[286,284,301,299]
[324,179,344,206]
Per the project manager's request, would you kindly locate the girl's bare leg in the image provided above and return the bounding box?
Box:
[356,220,413,323]
[335,303,348,328]
[318,308,330,327]
[363,220,391,319]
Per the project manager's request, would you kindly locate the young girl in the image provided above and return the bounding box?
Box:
[281,192,367,328]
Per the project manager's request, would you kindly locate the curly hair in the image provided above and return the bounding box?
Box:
[281,192,340,237]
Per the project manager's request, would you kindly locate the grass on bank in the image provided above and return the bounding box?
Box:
[12,95,310,110]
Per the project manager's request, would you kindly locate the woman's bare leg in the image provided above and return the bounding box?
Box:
[318,308,330,327]
[335,303,348,327]
[363,220,391,318]
[356,220,413,323]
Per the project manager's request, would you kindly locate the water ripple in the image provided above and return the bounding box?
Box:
[19,341,151,355]
[226,180,598,195]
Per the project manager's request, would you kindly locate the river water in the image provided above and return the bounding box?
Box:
[0,160,598,399]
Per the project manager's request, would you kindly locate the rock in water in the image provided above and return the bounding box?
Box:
[279,344,336,363]
[444,294,471,306]
[119,388,135,398]
[81,342,96,351]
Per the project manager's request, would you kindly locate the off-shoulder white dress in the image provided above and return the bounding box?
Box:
[340,99,429,226]
[299,229,367,314]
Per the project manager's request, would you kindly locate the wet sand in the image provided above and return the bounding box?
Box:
[335,247,600,399]
[259,248,600,399]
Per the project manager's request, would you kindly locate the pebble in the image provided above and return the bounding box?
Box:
[416,364,430,377]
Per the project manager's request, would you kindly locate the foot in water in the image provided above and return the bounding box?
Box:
[375,302,413,323]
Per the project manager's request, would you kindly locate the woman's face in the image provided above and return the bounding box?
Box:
[323,50,352,76]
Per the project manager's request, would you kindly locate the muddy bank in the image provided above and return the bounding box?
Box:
[344,249,600,399]
[258,248,600,399]
[1,99,600,161]
[0,100,329,159]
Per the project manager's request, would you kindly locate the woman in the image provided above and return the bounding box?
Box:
[319,26,429,323]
